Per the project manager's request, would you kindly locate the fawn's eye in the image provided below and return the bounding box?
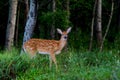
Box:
[64,36,67,39]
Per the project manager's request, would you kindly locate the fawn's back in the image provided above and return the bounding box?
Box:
[24,39,60,55]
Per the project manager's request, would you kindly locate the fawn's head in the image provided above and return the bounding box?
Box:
[57,27,72,41]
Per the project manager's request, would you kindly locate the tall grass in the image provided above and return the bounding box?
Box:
[0,49,120,80]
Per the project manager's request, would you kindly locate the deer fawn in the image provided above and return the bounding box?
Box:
[23,27,72,70]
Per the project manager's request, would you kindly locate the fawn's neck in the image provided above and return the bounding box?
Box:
[59,38,67,51]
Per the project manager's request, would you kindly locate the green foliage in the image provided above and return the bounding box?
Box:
[0,49,30,79]
[40,10,70,28]
[69,29,90,50]
[54,10,70,28]
[0,0,119,51]
[0,49,120,79]
[114,32,120,50]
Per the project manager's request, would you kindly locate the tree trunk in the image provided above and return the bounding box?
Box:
[51,0,56,39]
[89,0,97,51]
[15,2,20,46]
[24,0,29,21]
[118,0,120,30]
[5,0,18,50]
[22,0,37,46]
[96,0,102,46]
[100,0,114,52]
[66,0,70,23]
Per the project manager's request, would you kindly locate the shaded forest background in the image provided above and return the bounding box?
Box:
[1,0,120,79]
[0,0,120,51]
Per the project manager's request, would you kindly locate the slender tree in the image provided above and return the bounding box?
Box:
[50,0,56,39]
[117,0,120,30]
[15,2,20,46]
[5,0,18,50]
[100,0,114,52]
[89,0,97,51]
[22,0,37,48]
[66,0,70,25]
[96,0,102,46]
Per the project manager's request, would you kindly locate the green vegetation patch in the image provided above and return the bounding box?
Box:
[0,49,120,80]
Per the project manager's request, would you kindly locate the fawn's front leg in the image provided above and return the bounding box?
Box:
[50,52,58,70]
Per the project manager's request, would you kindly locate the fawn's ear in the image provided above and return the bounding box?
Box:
[66,27,72,34]
[57,28,62,34]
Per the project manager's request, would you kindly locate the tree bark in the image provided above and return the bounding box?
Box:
[22,0,37,46]
[64,0,70,51]
[66,0,70,23]
[96,0,102,46]
[51,0,56,39]
[117,0,120,30]
[89,0,97,51]
[100,0,114,52]
[5,0,18,50]
[24,0,29,20]
[15,2,20,46]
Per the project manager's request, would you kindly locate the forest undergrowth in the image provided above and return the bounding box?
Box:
[0,48,120,80]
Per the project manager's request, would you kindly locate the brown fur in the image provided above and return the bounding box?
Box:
[23,27,72,70]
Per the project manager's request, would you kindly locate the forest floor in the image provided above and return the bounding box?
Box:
[0,49,120,80]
